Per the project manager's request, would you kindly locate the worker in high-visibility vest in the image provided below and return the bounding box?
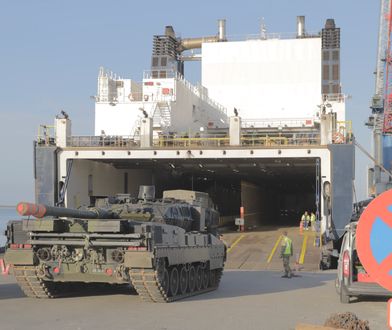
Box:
[280,231,293,278]
[310,212,316,231]
[301,211,310,230]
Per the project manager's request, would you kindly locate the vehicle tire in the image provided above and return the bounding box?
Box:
[179,266,188,294]
[169,267,179,297]
[340,283,350,304]
[188,266,196,293]
[335,278,341,295]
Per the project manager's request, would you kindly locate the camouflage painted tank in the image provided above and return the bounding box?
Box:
[4,187,226,302]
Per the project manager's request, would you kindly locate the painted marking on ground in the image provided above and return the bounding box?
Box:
[267,235,282,263]
[299,234,309,264]
[227,234,245,253]
[0,259,10,275]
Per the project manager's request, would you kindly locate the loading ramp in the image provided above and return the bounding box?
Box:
[223,227,322,271]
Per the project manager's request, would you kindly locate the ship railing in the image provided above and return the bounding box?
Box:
[154,132,322,148]
[143,71,178,79]
[240,133,321,147]
[174,72,227,115]
[242,118,315,128]
[142,70,227,116]
[322,93,346,103]
[227,31,320,42]
[43,129,352,149]
[67,136,138,148]
[154,134,230,148]
[331,121,353,144]
[37,125,56,146]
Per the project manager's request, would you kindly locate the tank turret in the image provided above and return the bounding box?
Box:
[5,188,226,303]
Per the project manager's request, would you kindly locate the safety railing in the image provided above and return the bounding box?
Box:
[242,118,314,129]
[37,125,56,146]
[143,70,227,115]
[43,129,356,149]
[154,133,321,148]
[53,132,327,149]
[67,136,138,148]
[332,120,353,144]
[241,134,321,147]
[322,93,346,103]
[154,136,230,148]
[175,73,227,115]
[227,31,320,41]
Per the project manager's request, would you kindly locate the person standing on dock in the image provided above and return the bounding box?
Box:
[310,211,316,231]
[301,211,310,230]
[280,231,293,278]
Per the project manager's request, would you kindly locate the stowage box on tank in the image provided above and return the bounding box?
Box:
[4,186,226,302]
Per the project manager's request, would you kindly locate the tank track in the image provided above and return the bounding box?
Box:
[13,265,58,298]
[130,264,223,303]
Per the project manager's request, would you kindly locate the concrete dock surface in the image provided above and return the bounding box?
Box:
[0,269,388,330]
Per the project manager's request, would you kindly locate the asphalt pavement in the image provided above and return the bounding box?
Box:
[0,270,388,330]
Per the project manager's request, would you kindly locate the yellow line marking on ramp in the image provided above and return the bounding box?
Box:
[299,234,309,264]
[227,234,245,253]
[267,235,282,263]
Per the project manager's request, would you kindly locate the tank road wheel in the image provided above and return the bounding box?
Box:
[195,265,202,291]
[179,266,188,294]
[209,270,217,287]
[159,267,170,296]
[169,267,179,297]
[188,266,196,293]
[201,268,209,289]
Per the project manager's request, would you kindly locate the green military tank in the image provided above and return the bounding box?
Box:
[4,186,226,302]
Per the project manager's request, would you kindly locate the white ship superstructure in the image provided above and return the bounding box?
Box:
[95,68,227,137]
[35,17,354,244]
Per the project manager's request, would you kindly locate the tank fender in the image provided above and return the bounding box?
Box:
[124,251,153,268]
[4,249,36,266]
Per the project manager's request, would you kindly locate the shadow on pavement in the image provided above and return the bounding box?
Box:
[0,270,335,302]
[187,270,336,301]
[0,281,134,300]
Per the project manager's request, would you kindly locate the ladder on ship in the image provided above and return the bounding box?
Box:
[152,102,171,129]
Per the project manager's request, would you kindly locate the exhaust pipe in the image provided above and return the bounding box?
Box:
[297,16,305,38]
[178,19,227,52]
[218,19,226,41]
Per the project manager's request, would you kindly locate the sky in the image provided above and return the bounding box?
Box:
[0,0,379,205]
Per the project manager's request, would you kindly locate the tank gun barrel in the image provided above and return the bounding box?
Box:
[16,202,117,219]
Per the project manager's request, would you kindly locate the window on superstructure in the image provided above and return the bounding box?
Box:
[332,84,340,94]
[322,51,330,61]
[323,65,330,80]
[152,57,159,67]
[161,57,167,66]
[159,71,167,78]
[332,50,339,61]
[332,65,339,80]
[152,71,158,78]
